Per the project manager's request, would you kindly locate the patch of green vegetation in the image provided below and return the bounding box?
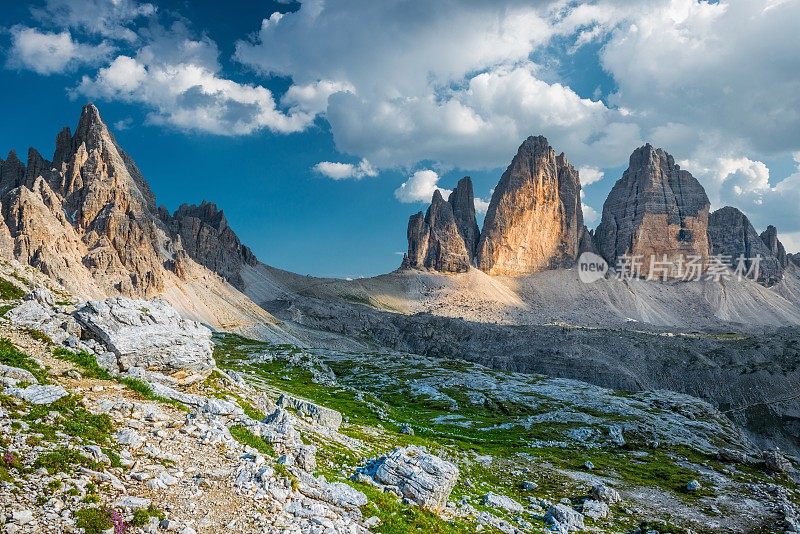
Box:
[1,450,21,470]
[0,393,23,412]
[229,424,275,456]
[213,332,771,531]
[51,347,188,411]
[579,448,715,499]
[203,370,265,420]
[53,348,112,379]
[74,507,112,534]
[24,328,52,345]
[116,376,188,411]
[0,338,48,383]
[341,293,374,307]
[0,304,14,316]
[236,396,266,421]
[355,481,483,533]
[34,447,99,474]
[0,276,24,300]
[105,448,122,468]
[24,395,114,444]
[131,504,165,527]
[116,376,152,396]
[0,450,20,483]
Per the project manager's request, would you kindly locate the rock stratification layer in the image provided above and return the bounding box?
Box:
[403,178,480,273]
[476,136,583,276]
[708,207,787,286]
[595,144,710,274]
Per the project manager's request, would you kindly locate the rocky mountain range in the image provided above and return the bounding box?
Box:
[3,105,800,451]
[400,137,793,288]
[0,104,277,336]
[3,104,800,532]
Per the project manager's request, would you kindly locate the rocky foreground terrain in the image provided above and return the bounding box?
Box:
[2,262,800,534]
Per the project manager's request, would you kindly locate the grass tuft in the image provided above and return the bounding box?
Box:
[229,424,275,456]
[0,277,24,300]
[0,338,48,383]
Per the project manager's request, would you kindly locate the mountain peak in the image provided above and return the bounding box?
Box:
[476,135,583,275]
[79,103,103,126]
[74,103,111,151]
[596,144,710,271]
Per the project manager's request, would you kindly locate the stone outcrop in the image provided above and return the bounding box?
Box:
[7,384,68,405]
[166,201,257,290]
[277,393,342,430]
[74,297,215,383]
[448,177,480,262]
[402,188,473,273]
[356,446,459,512]
[708,207,786,286]
[595,144,710,275]
[476,136,584,275]
[760,225,788,268]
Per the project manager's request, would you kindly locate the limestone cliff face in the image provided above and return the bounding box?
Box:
[595,144,710,274]
[708,207,787,286]
[167,201,258,290]
[476,136,584,275]
[0,104,167,297]
[403,187,473,273]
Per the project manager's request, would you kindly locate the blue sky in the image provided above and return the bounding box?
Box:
[1,0,799,277]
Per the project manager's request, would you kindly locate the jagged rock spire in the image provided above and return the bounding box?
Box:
[760,225,788,268]
[53,127,72,167]
[0,150,26,196]
[476,135,584,275]
[74,103,108,152]
[403,189,472,273]
[168,201,258,290]
[448,177,479,262]
[708,207,786,286]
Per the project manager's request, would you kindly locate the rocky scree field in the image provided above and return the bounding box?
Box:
[1,261,800,533]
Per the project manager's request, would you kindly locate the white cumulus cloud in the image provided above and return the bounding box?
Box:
[7,26,113,75]
[73,25,315,135]
[578,166,604,186]
[394,170,451,204]
[31,0,156,43]
[313,159,377,180]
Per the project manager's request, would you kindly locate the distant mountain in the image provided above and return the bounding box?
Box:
[398,137,793,289]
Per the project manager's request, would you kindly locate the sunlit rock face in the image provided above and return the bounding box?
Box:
[0,104,168,297]
[476,136,584,276]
